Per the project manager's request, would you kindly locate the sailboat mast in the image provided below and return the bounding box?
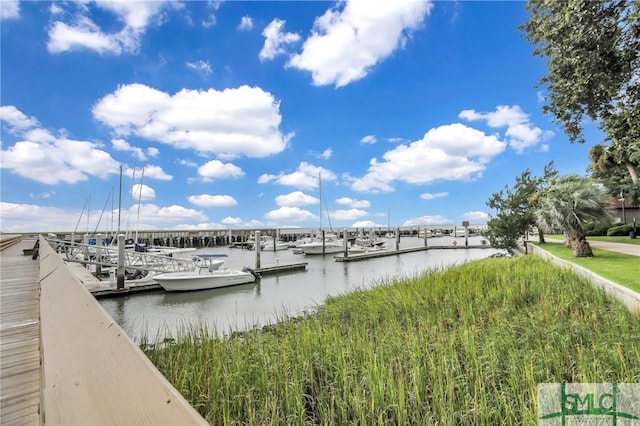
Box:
[319,172,322,232]
[135,166,145,244]
[116,165,122,235]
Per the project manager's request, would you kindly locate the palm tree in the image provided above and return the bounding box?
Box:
[535,175,613,257]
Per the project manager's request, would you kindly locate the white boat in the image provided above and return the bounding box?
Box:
[299,234,344,255]
[262,240,290,251]
[454,228,467,237]
[153,254,258,292]
[348,244,385,254]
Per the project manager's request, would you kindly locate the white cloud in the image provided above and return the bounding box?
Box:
[130,184,156,201]
[258,162,337,189]
[178,159,198,168]
[30,191,56,199]
[238,15,253,31]
[111,138,155,161]
[0,201,207,232]
[336,197,370,208]
[220,216,265,228]
[360,135,377,144]
[264,206,318,222]
[259,18,300,61]
[47,1,170,55]
[202,0,221,28]
[348,123,506,192]
[351,220,384,228]
[1,109,120,185]
[186,60,213,76]
[319,148,333,159]
[329,208,368,221]
[462,211,489,223]
[198,160,245,181]
[93,83,292,158]
[287,0,432,87]
[0,0,19,20]
[188,194,238,207]
[123,165,173,181]
[175,222,226,230]
[275,191,319,207]
[0,105,39,133]
[459,105,553,153]
[127,203,209,229]
[50,3,63,15]
[420,192,448,200]
[402,215,452,226]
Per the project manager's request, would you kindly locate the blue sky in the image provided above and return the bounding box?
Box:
[0,0,601,233]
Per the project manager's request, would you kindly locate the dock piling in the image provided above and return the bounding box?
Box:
[117,234,125,290]
[255,230,261,269]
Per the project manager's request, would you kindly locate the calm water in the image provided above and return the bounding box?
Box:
[100,236,500,341]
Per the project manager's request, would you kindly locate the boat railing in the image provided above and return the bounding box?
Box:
[48,238,199,273]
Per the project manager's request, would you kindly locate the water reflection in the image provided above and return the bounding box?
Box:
[100,237,500,341]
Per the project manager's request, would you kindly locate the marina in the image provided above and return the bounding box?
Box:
[95,234,499,341]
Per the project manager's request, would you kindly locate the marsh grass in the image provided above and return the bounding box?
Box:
[143,256,640,425]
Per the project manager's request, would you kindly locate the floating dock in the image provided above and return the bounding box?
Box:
[88,262,308,298]
[334,244,493,262]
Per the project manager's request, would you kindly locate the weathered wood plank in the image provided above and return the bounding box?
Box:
[0,238,41,426]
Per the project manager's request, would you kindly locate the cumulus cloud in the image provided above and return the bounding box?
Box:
[264,206,318,222]
[351,220,384,228]
[111,138,157,161]
[0,201,207,232]
[238,15,253,31]
[0,0,19,20]
[93,83,292,158]
[123,165,172,181]
[188,194,238,207]
[198,160,245,181]
[259,18,300,61]
[402,215,452,226]
[131,184,156,201]
[462,211,489,223]
[275,191,319,207]
[329,208,368,221]
[319,148,333,159]
[336,197,370,208]
[360,135,377,144]
[0,105,39,133]
[420,192,448,200]
[348,123,506,192]
[459,105,553,153]
[287,0,432,87]
[186,60,213,76]
[1,107,121,184]
[258,162,337,189]
[47,1,171,55]
[221,216,264,228]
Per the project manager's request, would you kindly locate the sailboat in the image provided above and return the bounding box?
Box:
[385,209,395,238]
[299,173,344,255]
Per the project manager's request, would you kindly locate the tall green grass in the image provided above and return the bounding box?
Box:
[143,256,640,425]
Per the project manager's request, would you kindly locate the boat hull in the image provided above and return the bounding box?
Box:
[300,244,344,255]
[154,269,256,292]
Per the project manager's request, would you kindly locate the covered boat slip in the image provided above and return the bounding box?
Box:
[2,236,208,425]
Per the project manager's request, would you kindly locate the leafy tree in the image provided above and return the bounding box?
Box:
[536,175,613,257]
[486,163,557,251]
[589,144,640,205]
[522,0,640,184]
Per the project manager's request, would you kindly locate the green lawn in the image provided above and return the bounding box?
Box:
[544,234,640,245]
[533,242,640,293]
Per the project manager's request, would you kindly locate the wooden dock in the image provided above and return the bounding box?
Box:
[0,236,41,425]
[88,262,308,298]
[334,244,493,262]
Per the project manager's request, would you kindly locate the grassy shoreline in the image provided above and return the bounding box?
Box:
[143,256,640,425]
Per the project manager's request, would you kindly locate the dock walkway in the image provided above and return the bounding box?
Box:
[0,236,41,425]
